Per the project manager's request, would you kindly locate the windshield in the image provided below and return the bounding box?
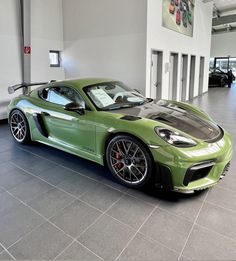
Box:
[83,82,148,110]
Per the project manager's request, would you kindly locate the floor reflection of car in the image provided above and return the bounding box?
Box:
[209,68,228,87]
[176,9,181,25]
[169,0,175,14]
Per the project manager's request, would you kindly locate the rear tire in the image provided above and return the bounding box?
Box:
[9,110,31,144]
[106,135,153,188]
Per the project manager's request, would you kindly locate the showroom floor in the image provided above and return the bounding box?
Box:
[0,86,236,260]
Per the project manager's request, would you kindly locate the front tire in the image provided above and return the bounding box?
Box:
[106,135,153,188]
[9,110,31,144]
[220,78,226,87]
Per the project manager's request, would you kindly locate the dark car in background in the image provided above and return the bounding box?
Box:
[209,68,228,87]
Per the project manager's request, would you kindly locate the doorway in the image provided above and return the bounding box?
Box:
[180,54,188,101]
[169,53,178,100]
[198,56,205,96]
[189,55,196,100]
[150,50,163,100]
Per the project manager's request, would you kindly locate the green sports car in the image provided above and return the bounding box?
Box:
[7,78,233,193]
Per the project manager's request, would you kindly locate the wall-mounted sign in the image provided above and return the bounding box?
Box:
[162,0,195,37]
[24,46,31,54]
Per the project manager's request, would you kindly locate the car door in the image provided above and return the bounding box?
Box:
[38,85,96,157]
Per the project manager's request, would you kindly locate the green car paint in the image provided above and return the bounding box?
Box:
[7,78,233,193]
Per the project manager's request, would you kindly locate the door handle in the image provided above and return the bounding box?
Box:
[41,112,50,117]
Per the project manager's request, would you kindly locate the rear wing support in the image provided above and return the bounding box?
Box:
[8,82,49,94]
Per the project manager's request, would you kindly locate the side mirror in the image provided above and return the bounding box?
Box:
[64,102,85,115]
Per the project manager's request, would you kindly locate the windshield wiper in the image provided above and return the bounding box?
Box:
[103,103,136,111]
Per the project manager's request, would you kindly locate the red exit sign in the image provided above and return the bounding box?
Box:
[24,46,31,54]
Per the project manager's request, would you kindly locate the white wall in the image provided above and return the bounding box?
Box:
[0,0,65,119]
[0,0,22,119]
[146,0,213,100]
[31,0,65,82]
[62,0,147,93]
[211,32,236,57]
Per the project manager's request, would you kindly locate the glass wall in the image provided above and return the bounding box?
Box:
[210,57,236,79]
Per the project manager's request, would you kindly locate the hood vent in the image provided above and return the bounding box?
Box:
[120,115,141,121]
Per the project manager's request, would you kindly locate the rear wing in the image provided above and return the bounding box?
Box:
[8,81,55,94]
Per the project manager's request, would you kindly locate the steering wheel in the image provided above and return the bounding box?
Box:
[113,92,126,102]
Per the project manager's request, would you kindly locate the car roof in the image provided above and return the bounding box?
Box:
[50,78,117,90]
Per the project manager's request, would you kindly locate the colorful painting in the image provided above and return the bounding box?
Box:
[162,0,195,37]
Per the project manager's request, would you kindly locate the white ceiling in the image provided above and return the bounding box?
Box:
[214,0,236,12]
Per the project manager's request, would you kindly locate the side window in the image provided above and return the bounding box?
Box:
[40,86,86,108]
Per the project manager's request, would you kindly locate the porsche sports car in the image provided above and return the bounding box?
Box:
[176,9,181,25]
[174,0,179,6]
[182,11,188,28]
[169,0,175,14]
[209,68,228,87]
[7,79,232,193]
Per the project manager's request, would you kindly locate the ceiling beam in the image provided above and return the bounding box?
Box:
[212,26,236,34]
[213,14,236,26]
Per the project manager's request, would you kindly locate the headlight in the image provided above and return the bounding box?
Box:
[155,127,197,147]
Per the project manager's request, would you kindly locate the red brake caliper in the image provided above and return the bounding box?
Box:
[116,153,123,169]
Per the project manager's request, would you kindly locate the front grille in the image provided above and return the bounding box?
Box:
[183,161,215,186]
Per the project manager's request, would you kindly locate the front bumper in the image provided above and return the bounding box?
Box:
[150,130,233,193]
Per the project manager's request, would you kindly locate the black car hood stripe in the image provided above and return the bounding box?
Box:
[110,100,221,141]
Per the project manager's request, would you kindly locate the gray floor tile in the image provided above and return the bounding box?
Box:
[0,192,21,216]
[9,177,53,203]
[158,193,204,222]
[179,255,190,261]
[0,203,44,247]
[107,195,154,229]
[206,186,236,212]
[0,151,11,164]
[56,242,101,260]
[100,176,129,192]
[80,183,123,211]
[118,233,178,260]
[9,222,72,260]
[218,172,236,191]
[13,154,56,175]
[140,208,193,252]
[183,225,236,260]
[28,188,74,219]
[57,174,98,198]
[127,188,160,206]
[197,202,236,241]
[33,165,75,186]
[0,251,14,260]
[78,215,134,260]
[79,163,107,181]
[50,200,101,238]
[0,162,32,190]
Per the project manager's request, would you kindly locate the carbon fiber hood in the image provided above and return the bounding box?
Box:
[113,100,222,142]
